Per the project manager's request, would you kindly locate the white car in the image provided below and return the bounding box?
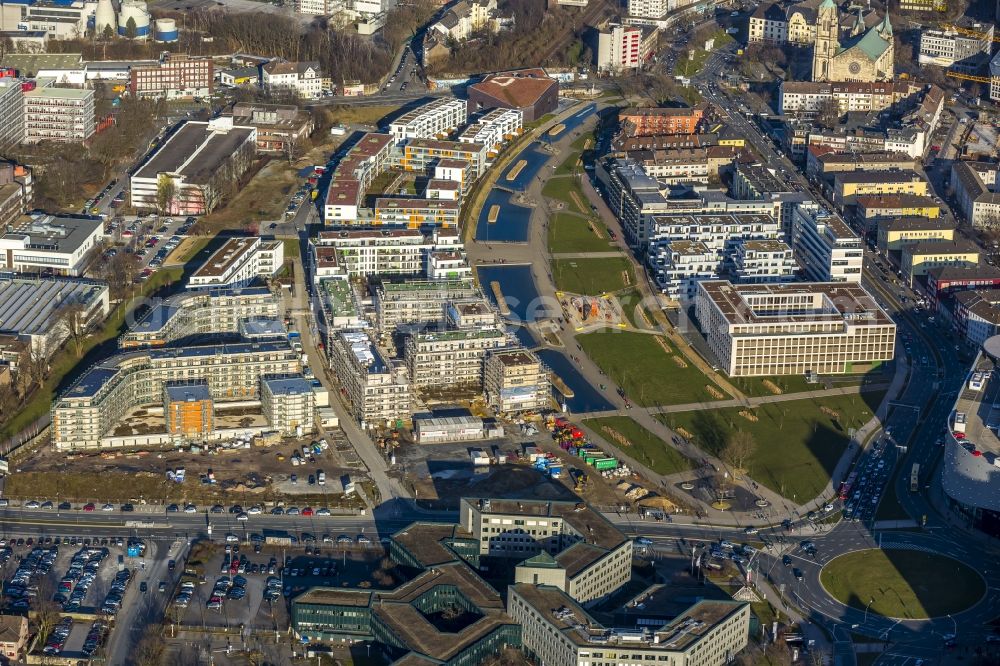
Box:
[24,501,40,509]
[635,537,653,546]
[102,504,114,512]
[236,513,249,522]
[184,504,197,513]
[247,506,262,515]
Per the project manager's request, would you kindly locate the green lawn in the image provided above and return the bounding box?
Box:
[578,330,726,406]
[732,373,886,397]
[660,392,883,501]
[548,213,610,253]
[582,416,695,476]
[552,257,633,295]
[542,176,588,214]
[616,289,651,329]
[821,549,984,619]
[675,49,711,78]
[554,150,583,176]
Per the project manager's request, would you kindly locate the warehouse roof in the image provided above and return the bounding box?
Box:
[0,277,107,338]
[134,121,255,185]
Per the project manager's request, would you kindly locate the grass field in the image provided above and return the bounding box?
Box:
[548,213,610,253]
[198,159,301,234]
[542,176,588,214]
[578,330,726,406]
[820,549,984,619]
[327,104,402,126]
[582,416,694,475]
[552,257,633,295]
[660,392,883,501]
[616,289,654,329]
[732,372,887,397]
[554,150,584,176]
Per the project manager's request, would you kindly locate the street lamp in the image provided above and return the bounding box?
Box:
[864,597,874,624]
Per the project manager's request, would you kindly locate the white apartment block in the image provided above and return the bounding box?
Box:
[484,349,551,413]
[261,61,324,99]
[0,214,103,276]
[458,108,522,155]
[0,80,24,147]
[373,279,480,342]
[627,0,670,19]
[261,376,316,436]
[951,161,1000,227]
[647,212,783,299]
[311,228,465,281]
[747,3,789,44]
[404,326,507,389]
[695,280,896,377]
[23,86,94,143]
[790,204,863,283]
[389,98,468,144]
[328,330,411,426]
[509,585,751,666]
[779,81,913,116]
[459,498,633,605]
[918,26,993,68]
[733,239,797,283]
[594,23,656,73]
[187,237,284,289]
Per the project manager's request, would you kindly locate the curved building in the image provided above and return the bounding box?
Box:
[942,335,1000,537]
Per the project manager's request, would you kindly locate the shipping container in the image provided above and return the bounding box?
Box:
[594,458,619,471]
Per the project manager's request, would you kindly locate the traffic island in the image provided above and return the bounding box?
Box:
[819,548,985,619]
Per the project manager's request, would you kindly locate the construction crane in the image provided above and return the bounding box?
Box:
[946,71,993,84]
[941,24,1000,44]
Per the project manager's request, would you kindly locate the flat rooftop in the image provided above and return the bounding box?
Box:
[469,498,627,551]
[698,280,894,327]
[191,237,258,279]
[490,349,540,367]
[165,382,211,402]
[0,277,106,337]
[263,376,313,396]
[944,353,1000,511]
[134,122,255,185]
[4,214,102,254]
[391,522,475,568]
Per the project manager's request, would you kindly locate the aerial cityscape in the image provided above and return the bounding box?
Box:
[0,0,997,661]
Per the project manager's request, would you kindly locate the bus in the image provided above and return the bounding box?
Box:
[910,463,920,492]
[839,471,858,500]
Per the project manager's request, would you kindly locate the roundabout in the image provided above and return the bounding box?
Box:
[818,548,985,620]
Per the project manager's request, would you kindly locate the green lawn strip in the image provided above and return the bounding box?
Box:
[820,549,984,619]
[0,267,184,441]
[542,176,588,214]
[731,373,884,397]
[578,330,726,406]
[552,257,633,295]
[554,150,584,176]
[548,212,610,254]
[282,238,302,258]
[582,416,694,476]
[659,392,883,501]
[615,288,643,328]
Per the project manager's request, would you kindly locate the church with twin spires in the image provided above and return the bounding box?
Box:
[811,0,894,83]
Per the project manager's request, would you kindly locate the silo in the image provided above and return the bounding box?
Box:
[94,0,117,36]
[154,18,178,42]
[117,0,151,39]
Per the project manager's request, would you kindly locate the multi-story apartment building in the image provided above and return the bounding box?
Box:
[261,376,315,436]
[733,239,797,283]
[646,212,784,299]
[323,132,394,225]
[311,228,466,280]
[458,107,522,156]
[918,25,994,70]
[164,383,214,438]
[484,349,551,413]
[328,330,411,426]
[121,285,278,348]
[790,204,862,283]
[856,194,941,229]
[951,289,1000,346]
[372,197,461,229]
[831,170,928,207]
[627,0,670,19]
[0,214,103,276]
[951,161,1000,227]
[459,498,633,605]
[51,341,303,450]
[405,326,508,390]
[626,146,740,184]
[22,86,94,143]
[876,217,956,255]
[592,23,657,73]
[372,278,480,343]
[807,125,927,159]
[509,585,750,666]
[806,149,917,179]
[0,79,23,147]
[0,162,32,230]
[130,119,257,215]
[901,240,981,287]
[187,237,284,289]
[396,139,487,179]
[129,55,213,99]
[619,104,706,136]
[779,81,916,116]
[695,280,896,376]
[261,60,324,99]
[732,163,787,200]
[389,98,468,144]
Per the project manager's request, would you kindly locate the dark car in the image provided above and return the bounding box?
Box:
[782,555,792,566]
[121,504,134,512]
[792,568,804,581]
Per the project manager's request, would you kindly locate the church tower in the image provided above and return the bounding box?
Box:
[812,0,840,82]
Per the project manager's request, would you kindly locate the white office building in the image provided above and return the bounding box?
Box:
[790,204,863,283]
[0,214,103,276]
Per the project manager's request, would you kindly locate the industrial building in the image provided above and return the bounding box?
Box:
[187,237,284,289]
[459,497,632,605]
[414,415,486,443]
[694,280,896,377]
[0,276,109,357]
[229,103,313,154]
[130,119,257,215]
[509,585,749,666]
[389,98,468,144]
[120,285,279,348]
[128,54,213,99]
[0,214,103,276]
[51,341,304,450]
[483,349,551,414]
